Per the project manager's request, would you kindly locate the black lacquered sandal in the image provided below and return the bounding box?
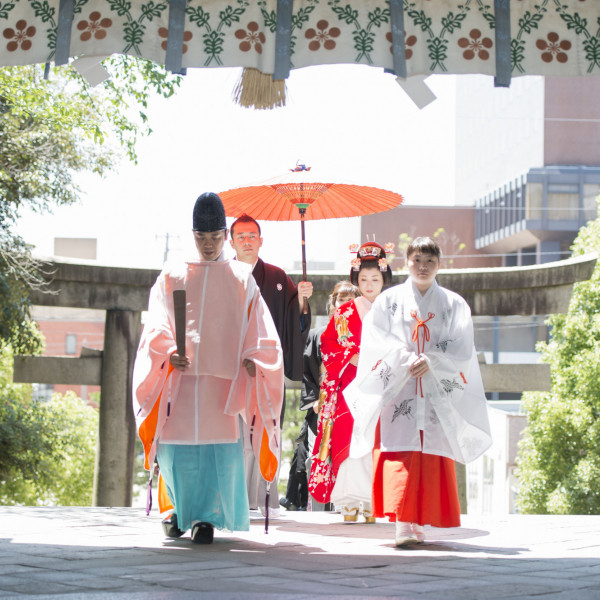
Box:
[191,522,214,544]
[161,513,184,538]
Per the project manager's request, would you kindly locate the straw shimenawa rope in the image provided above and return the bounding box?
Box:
[232,67,287,110]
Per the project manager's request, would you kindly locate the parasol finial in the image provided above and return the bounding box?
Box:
[291,161,311,173]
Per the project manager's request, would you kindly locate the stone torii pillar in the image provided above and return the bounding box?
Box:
[94,309,141,506]
[15,262,158,507]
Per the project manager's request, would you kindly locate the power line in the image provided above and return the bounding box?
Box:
[392,250,574,260]
[477,205,597,212]
[440,250,573,259]
[474,323,547,332]
[155,232,180,264]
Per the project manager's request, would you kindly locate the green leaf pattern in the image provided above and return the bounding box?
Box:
[328,0,389,64]
[0,2,15,20]
[184,0,250,66]
[512,1,549,73]
[404,0,473,72]
[555,1,600,73]
[0,0,598,77]
[28,0,57,60]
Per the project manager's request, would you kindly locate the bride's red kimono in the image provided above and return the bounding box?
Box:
[308,298,364,503]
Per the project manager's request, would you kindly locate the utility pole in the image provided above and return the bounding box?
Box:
[155,233,179,264]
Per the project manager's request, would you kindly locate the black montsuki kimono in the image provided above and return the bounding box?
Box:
[280,324,325,510]
[252,258,310,384]
[246,258,311,510]
[301,325,326,434]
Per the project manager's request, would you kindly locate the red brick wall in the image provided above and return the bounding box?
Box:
[544,77,600,166]
[361,206,500,269]
[36,319,104,402]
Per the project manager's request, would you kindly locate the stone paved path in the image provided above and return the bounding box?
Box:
[1,507,599,599]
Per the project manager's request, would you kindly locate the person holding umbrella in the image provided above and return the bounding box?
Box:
[229,214,313,517]
[309,242,392,522]
[133,193,284,543]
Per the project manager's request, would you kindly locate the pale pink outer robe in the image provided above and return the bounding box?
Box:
[133,255,284,484]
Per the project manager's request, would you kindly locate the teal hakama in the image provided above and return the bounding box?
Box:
[157,438,249,532]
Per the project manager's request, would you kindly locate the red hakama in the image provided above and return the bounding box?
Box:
[372,425,461,527]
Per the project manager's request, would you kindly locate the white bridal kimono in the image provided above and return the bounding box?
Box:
[345,279,491,465]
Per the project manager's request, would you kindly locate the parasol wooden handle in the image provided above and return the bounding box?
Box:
[173,289,187,357]
[300,208,309,315]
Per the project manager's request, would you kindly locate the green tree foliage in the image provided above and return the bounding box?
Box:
[517,211,600,514]
[395,227,466,268]
[0,59,181,353]
[0,348,99,505]
[279,387,303,495]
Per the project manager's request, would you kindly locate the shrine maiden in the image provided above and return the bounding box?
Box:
[345,237,491,546]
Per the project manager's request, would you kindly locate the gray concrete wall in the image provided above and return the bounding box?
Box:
[28,253,596,316]
[290,253,597,317]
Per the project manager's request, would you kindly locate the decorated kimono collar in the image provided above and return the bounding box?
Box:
[354,295,373,320]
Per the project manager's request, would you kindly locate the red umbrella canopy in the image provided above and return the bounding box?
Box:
[219,164,403,221]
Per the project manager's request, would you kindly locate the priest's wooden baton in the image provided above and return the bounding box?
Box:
[173,289,186,357]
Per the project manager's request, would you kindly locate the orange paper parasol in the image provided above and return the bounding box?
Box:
[220,162,404,280]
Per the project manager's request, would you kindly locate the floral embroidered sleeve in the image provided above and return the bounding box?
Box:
[320,301,360,383]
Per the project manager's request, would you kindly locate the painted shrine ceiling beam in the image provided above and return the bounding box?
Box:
[2,1,600,107]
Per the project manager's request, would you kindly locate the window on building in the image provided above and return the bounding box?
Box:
[482,455,494,513]
[525,183,543,219]
[583,184,600,222]
[32,383,54,403]
[520,246,537,266]
[65,334,77,355]
[467,461,480,505]
[547,190,578,221]
[473,316,494,351]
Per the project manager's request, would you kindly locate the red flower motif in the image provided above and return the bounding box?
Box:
[457,28,493,60]
[385,31,417,59]
[235,21,266,54]
[305,19,341,51]
[3,19,36,52]
[77,11,112,41]
[536,32,571,63]
[158,27,193,54]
